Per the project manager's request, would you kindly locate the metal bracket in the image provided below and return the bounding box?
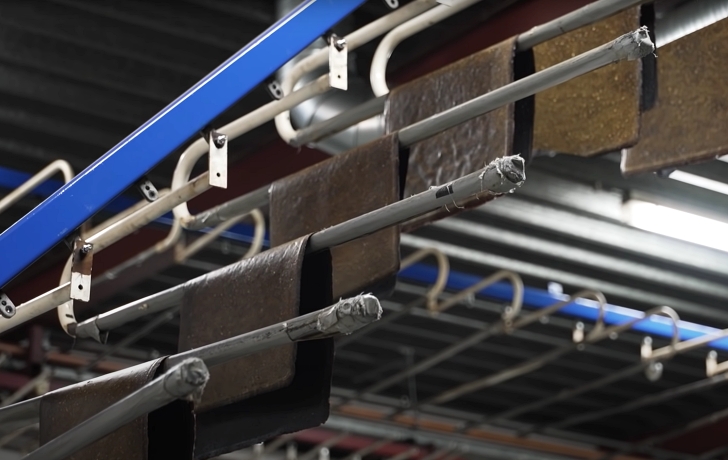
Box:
[202,127,228,189]
[329,34,348,91]
[71,238,94,302]
[266,80,284,100]
[0,290,16,319]
[136,177,159,202]
[706,350,728,377]
[383,0,399,8]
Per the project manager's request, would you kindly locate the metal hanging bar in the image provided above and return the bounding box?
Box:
[49,155,524,341]
[0,294,384,428]
[165,293,382,370]
[0,27,652,336]
[0,160,74,215]
[181,27,654,233]
[0,0,368,289]
[410,306,679,411]
[22,358,210,460]
[515,0,648,51]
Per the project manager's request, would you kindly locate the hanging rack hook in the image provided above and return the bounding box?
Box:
[635,306,682,361]
[400,248,450,313]
[433,270,524,327]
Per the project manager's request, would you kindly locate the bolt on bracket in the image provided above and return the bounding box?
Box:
[71,237,94,302]
[329,33,348,91]
[202,127,228,189]
[136,177,159,202]
[0,290,16,319]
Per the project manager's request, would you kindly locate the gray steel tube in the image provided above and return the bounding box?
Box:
[515,0,648,50]
[22,358,209,460]
[307,155,525,253]
[73,284,185,341]
[397,27,654,147]
[185,185,270,231]
[166,294,382,369]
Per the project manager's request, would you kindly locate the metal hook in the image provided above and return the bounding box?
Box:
[400,248,450,313]
[632,306,682,361]
[433,271,524,326]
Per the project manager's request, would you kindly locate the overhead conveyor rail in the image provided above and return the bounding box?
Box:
[0,0,368,288]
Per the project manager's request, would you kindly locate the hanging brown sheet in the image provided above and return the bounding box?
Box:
[531,7,643,157]
[178,236,334,459]
[622,19,728,174]
[386,36,532,231]
[39,358,195,460]
[269,134,401,299]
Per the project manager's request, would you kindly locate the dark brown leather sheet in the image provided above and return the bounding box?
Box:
[386,36,530,230]
[532,7,643,157]
[270,134,401,299]
[38,358,187,460]
[622,19,728,174]
[178,237,334,459]
[179,236,310,411]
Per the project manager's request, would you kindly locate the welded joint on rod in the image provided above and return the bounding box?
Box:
[164,357,210,403]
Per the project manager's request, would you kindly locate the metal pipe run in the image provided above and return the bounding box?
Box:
[166,294,382,370]
[0,295,383,428]
[22,358,209,460]
[397,27,653,146]
[190,27,653,233]
[70,157,523,342]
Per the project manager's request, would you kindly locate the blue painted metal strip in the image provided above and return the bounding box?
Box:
[399,264,728,351]
[0,0,366,287]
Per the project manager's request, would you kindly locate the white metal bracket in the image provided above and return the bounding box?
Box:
[70,238,93,302]
[329,34,348,91]
[207,129,228,189]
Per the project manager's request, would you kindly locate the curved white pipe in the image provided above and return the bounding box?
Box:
[274,0,439,144]
[0,160,74,215]
[371,0,483,97]
[172,74,331,224]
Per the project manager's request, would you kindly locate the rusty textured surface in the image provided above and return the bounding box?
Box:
[178,237,310,412]
[270,134,400,298]
[386,37,519,231]
[622,19,728,174]
[532,7,642,156]
[39,359,162,460]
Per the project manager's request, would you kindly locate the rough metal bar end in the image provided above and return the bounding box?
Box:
[164,357,210,402]
[613,26,655,61]
[318,294,382,336]
[481,155,526,193]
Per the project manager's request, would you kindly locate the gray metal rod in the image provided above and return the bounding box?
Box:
[484,362,645,425]
[0,397,41,426]
[546,372,728,431]
[184,28,651,233]
[291,96,387,147]
[515,0,648,50]
[185,184,269,231]
[165,294,382,370]
[22,358,209,460]
[336,298,425,349]
[397,28,653,147]
[75,157,522,341]
[73,283,185,341]
[0,296,382,430]
[77,310,177,372]
[307,155,524,253]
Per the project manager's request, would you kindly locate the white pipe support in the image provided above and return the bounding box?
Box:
[0,160,74,215]
[370,0,483,97]
[274,0,439,144]
[172,74,331,224]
